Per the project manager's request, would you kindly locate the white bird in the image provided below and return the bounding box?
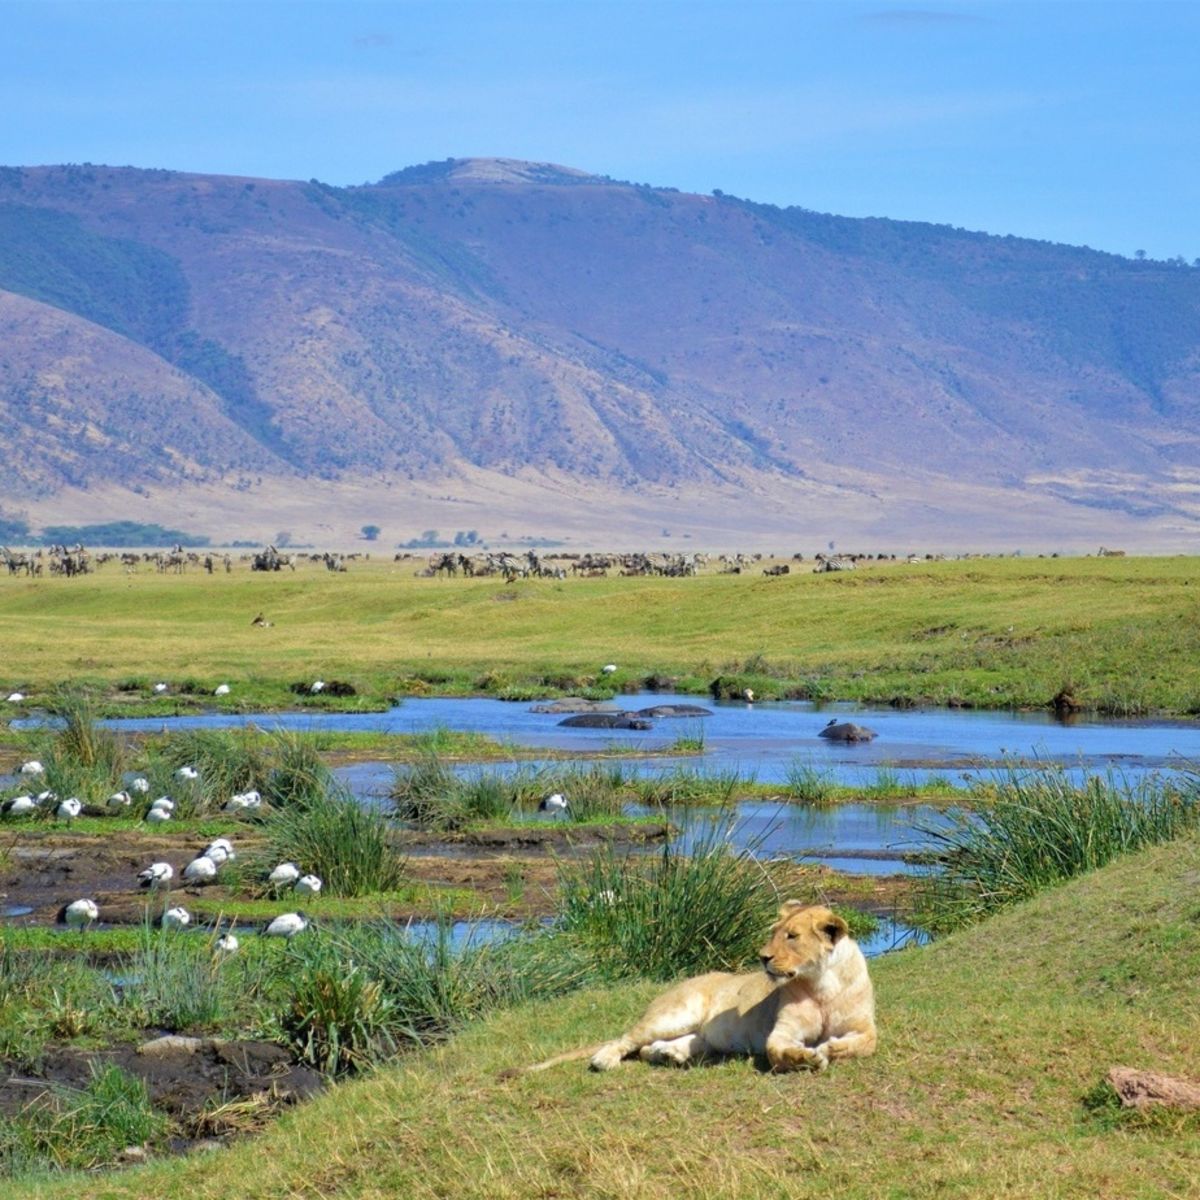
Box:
[294,874,322,897]
[264,911,309,938]
[742,688,755,702]
[36,790,56,803]
[268,862,301,889]
[144,806,172,824]
[214,684,231,697]
[182,855,219,884]
[6,692,25,703]
[223,790,262,813]
[107,790,132,809]
[175,766,199,781]
[130,777,151,794]
[161,906,191,930]
[204,838,235,863]
[138,861,174,889]
[19,761,44,776]
[56,797,83,821]
[539,792,568,814]
[601,664,618,674]
[60,898,99,930]
[153,682,169,693]
[2,795,38,817]
[149,797,175,813]
[214,933,240,954]
[310,680,326,693]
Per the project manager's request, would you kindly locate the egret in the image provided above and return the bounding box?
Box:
[60,898,99,930]
[182,855,219,884]
[214,684,231,697]
[2,795,38,817]
[161,906,191,930]
[294,874,322,897]
[310,680,326,693]
[214,933,240,954]
[539,793,568,815]
[56,797,83,821]
[268,862,301,889]
[137,862,174,889]
[175,766,199,781]
[130,777,151,794]
[19,761,44,776]
[264,912,309,938]
[153,682,168,693]
[6,692,25,703]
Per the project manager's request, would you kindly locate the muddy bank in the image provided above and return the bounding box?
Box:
[0,1036,323,1150]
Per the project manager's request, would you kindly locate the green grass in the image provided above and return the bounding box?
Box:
[915,768,1200,930]
[1,556,1200,715]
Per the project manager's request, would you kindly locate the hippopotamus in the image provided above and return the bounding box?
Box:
[558,713,654,730]
[635,704,713,718]
[817,719,878,743]
[531,699,620,714]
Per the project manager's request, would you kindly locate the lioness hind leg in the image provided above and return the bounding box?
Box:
[590,991,711,1071]
[767,1042,829,1072]
[821,1026,877,1061]
[639,1034,708,1067]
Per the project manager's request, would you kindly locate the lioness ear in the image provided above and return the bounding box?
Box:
[777,900,806,919]
[821,915,849,943]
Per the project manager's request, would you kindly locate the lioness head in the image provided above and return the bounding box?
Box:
[759,902,849,981]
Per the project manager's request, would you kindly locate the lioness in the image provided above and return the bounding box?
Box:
[527,902,876,1073]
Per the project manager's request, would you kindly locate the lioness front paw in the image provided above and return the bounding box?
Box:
[768,1043,829,1072]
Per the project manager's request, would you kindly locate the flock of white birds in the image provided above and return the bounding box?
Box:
[6,757,319,945]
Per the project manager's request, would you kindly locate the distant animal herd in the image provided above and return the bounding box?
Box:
[0,542,1110,581]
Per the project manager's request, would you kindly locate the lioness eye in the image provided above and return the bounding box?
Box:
[786,932,796,940]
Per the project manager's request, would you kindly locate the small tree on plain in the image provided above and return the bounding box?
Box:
[361,524,381,541]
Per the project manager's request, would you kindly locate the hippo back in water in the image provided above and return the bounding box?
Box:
[559,713,654,730]
[635,704,713,718]
[817,720,878,742]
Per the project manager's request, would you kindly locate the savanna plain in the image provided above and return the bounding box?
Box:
[1,553,1198,1198]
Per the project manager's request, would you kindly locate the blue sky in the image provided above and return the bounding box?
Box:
[3,0,1198,259]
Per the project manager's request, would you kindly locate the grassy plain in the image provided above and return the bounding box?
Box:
[11,830,1199,1200]
[0,555,1197,715]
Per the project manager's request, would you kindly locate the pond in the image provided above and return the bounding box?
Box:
[88,692,1200,787]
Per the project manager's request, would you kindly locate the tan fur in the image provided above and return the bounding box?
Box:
[521,903,876,1074]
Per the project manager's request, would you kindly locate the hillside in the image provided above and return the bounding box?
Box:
[15,831,1200,1198]
[1,159,1198,548]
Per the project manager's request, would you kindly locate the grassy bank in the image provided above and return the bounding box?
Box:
[0,556,1197,715]
[9,829,1198,1198]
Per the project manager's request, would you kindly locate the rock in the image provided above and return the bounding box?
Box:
[817,720,878,742]
[1106,1067,1200,1111]
[119,1146,148,1163]
[137,1035,214,1058]
[558,713,653,729]
[635,704,713,718]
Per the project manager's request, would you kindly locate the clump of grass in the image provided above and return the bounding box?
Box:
[280,920,589,1073]
[557,823,778,981]
[147,728,272,813]
[0,1063,168,1177]
[785,760,837,804]
[634,765,744,807]
[122,922,243,1030]
[265,730,332,808]
[390,753,461,828]
[269,788,405,897]
[28,690,129,805]
[915,769,1200,931]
